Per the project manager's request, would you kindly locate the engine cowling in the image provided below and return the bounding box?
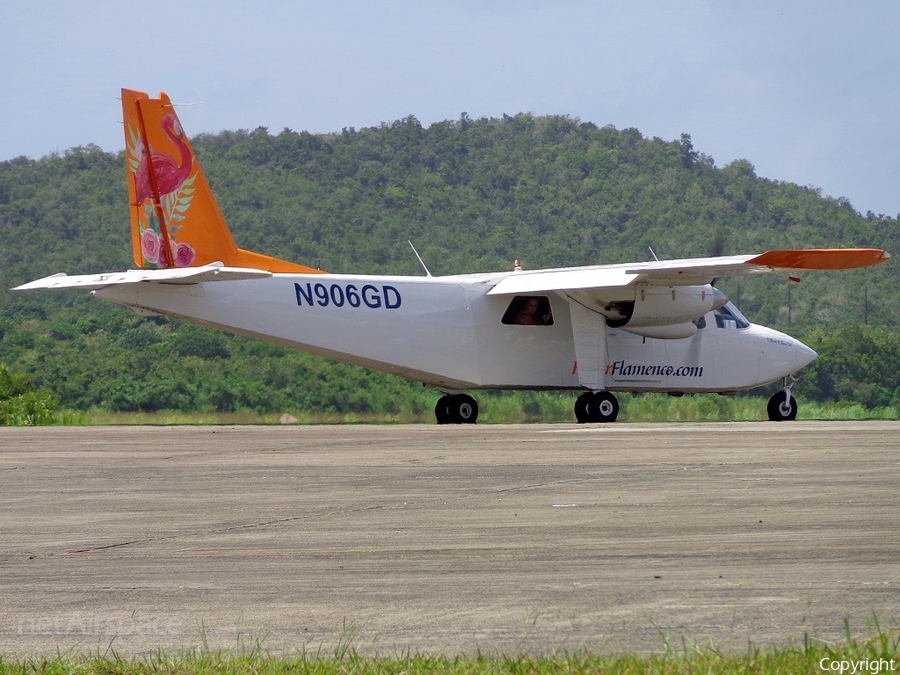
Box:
[609,284,728,339]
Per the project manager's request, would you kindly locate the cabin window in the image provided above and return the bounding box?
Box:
[502,295,554,326]
[713,303,750,329]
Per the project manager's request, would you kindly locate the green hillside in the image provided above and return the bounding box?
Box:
[0,115,897,417]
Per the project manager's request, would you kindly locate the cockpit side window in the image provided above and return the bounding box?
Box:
[501,295,554,326]
[713,302,750,329]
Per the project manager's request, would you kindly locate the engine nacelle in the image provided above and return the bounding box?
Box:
[610,284,727,339]
[623,322,700,339]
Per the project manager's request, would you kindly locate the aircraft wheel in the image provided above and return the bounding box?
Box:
[448,394,479,424]
[435,395,453,424]
[589,391,619,423]
[767,392,797,421]
[574,392,592,423]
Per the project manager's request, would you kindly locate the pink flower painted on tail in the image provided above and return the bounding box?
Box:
[141,228,161,264]
[141,227,195,268]
[173,242,196,268]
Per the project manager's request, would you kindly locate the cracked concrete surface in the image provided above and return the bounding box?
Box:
[0,422,897,656]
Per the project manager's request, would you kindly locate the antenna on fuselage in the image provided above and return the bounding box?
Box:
[408,240,432,277]
[648,246,659,261]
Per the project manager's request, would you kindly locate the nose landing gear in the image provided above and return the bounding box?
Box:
[767,377,798,421]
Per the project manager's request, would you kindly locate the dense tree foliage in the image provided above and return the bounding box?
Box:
[799,325,900,408]
[0,363,57,425]
[0,115,896,416]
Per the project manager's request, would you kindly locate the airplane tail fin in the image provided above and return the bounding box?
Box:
[121,89,323,274]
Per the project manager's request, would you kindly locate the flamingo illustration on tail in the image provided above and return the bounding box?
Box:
[134,114,193,204]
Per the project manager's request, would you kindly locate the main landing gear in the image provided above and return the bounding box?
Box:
[433,390,621,424]
[435,393,479,424]
[767,378,798,421]
[574,391,619,423]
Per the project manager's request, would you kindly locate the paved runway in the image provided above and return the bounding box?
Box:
[0,421,898,657]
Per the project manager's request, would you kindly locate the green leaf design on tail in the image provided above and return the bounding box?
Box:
[125,125,141,173]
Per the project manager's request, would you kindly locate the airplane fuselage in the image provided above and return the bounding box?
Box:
[95,271,816,395]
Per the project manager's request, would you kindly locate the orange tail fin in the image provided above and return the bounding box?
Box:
[122,89,324,274]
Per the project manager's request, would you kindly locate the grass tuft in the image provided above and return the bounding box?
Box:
[2,620,900,674]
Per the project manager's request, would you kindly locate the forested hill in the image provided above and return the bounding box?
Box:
[0,114,897,415]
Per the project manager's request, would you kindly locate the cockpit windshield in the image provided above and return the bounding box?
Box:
[713,301,750,329]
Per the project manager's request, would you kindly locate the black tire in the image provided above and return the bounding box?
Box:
[574,392,592,423]
[589,391,619,423]
[767,392,797,421]
[435,395,453,424]
[448,394,479,424]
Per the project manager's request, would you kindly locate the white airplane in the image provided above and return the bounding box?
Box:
[14,89,891,423]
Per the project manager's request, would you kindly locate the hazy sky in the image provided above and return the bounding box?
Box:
[4,1,899,216]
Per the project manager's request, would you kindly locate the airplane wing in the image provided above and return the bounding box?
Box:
[486,248,890,295]
[12,264,273,291]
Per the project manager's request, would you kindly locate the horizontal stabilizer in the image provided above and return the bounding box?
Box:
[12,264,273,291]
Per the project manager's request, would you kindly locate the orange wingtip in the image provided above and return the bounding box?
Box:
[748,248,891,270]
